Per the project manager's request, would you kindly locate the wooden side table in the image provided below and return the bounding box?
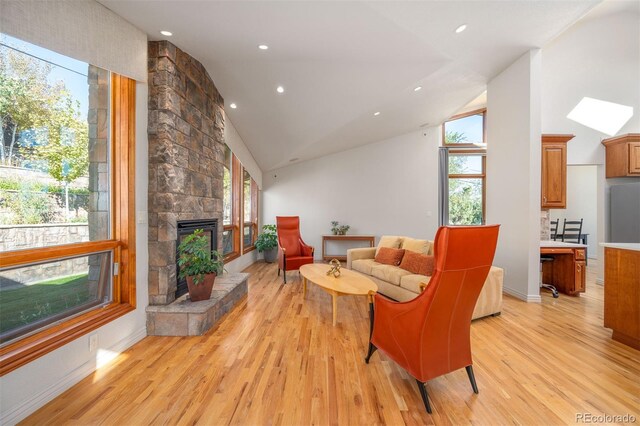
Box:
[322,235,375,262]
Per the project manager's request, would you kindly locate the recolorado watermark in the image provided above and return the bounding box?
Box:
[576,413,637,423]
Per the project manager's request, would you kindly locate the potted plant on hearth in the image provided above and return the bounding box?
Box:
[255,224,278,263]
[178,229,224,301]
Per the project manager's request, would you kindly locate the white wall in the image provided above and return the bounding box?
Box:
[486,50,542,302]
[549,165,598,258]
[262,128,440,255]
[225,114,263,189]
[542,8,640,165]
[1,82,150,426]
[541,5,640,281]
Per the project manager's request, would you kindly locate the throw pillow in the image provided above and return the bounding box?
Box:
[399,251,426,274]
[375,236,403,255]
[401,237,431,255]
[418,255,435,276]
[374,247,405,266]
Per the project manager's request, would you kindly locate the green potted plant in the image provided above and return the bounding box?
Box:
[255,224,278,263]
[177,229,224,301]
[331,221,350,235]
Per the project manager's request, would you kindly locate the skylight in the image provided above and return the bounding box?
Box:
[567,97,633,136]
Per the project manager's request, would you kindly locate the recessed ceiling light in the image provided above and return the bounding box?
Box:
[258,44,269,50]
[414,86,422,92]
[276,86,285,94]
[455,24,467,34]
[373,112,381,116]
[229,103,237,109]
[160,30,172,36]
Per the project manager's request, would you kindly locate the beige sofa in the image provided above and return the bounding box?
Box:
[346,236,504,320]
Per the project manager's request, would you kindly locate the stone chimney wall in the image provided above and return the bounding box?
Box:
[147,41,225,305]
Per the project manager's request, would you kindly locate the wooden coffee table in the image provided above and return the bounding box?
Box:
[299,263,377,326]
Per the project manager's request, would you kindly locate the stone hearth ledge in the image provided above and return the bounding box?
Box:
[146,273,249,336]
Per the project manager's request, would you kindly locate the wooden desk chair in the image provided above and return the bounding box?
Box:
[550,219,559,241]
[561,219,583,244]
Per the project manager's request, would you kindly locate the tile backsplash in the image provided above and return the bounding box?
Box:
[540,210,550,240]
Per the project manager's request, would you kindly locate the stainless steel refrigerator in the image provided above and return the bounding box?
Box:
[609,183,640,243]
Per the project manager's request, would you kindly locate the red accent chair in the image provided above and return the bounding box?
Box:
[276,216,315,283]
[365,225,500,413]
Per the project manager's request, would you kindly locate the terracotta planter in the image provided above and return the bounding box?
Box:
[186,273,216,301]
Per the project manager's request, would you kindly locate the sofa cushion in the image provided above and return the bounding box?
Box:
[351,259,379,275]
[371,264,412,286]
[399,251,433,274]
[401,237,431,255]
[400,274,431,293]
[375,235,403,255]
[374,247,405,266]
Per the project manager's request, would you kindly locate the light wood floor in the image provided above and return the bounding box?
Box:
[23,261,640,425]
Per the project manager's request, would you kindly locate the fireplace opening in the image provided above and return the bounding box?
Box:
[176,219,218,299]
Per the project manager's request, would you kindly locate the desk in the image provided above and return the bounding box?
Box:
[540,241,587,296]
[554,234,589,263]
[322,235,375,262]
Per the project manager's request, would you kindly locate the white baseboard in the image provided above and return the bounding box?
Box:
[503,287,541,303]
[1,327,147,426]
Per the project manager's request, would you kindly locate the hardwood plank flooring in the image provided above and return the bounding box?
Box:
[22,261,640,425]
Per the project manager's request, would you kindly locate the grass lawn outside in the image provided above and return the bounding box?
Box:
[0,273,94,335]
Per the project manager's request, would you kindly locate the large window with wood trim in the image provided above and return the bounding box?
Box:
[0,34,136,374]
[448,153,486,225]
[242,169,258,253]
[222,144,241,260]
[222,143,258,260]
[444,108,487,225]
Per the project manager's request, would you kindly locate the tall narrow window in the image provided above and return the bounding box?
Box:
[443,108,487,225]
[0,34,136,374]
[448,153,486,225]
[242,169,258,253]
[222,144,233,256]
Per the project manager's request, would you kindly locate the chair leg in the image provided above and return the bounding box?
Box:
[278,268,280,276]
[365,343,377,364]
[416,380,432,414]
[365,297,377,363]
[541,284,559,298]
[465,365,479,394]
[283,270,287,284]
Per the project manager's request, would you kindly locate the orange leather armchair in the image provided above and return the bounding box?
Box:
[365,225,500,413]
[276,216,314,283]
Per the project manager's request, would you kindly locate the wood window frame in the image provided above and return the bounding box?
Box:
[242,174,259,254]
[448,149,487,225]
[442,108,487,148]
[223,154,242,262]
[0,74,136,376]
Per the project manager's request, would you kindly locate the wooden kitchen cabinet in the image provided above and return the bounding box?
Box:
[574,260,586,293]
[541,134,574,209]
[603,246,640,350]
[602,133,640,177]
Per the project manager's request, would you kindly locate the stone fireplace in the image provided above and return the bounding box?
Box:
[146,41,248,336]
[147,40,225,306]
[175,219,218,299]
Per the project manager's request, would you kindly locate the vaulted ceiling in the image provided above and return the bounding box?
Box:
[100,0,600,171]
